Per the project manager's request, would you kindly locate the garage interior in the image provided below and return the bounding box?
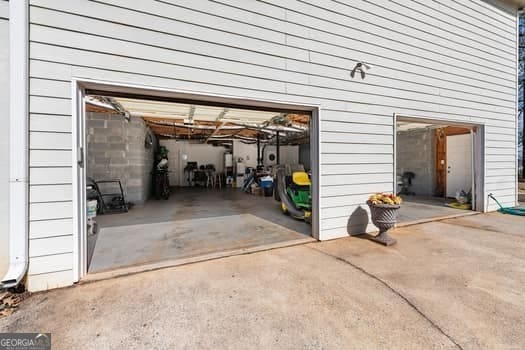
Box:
[84,95,313,273]
[396,119,477,223]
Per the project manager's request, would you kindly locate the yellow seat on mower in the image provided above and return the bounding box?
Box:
[292,172,311,186]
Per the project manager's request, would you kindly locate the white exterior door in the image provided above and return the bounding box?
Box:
[446,134,472,198]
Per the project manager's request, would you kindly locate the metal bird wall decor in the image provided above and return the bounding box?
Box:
[350,62,371,79]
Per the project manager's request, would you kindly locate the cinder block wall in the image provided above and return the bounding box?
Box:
[396,129,435,196]
[87,112,156,205]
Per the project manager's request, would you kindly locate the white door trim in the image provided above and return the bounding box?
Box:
[71,80,87,282]
[393,113,485,212]
[72,78,321,280]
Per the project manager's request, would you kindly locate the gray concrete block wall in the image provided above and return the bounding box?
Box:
[396,129,435,196]
[87,112,156,205]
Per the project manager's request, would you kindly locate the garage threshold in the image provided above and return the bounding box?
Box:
[81,236,315,284]
[80,212,478,284]
[395,196,480,229]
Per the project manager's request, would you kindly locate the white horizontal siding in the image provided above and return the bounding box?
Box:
[30,201,72,221]
[322,173,393,186]
[26,35,514,122]
[30,95,71,115]
[29,218,73,239]
[26,0,518,290]
[29,1,516,103]
[305,0,514,57]
[320,132,393,145]
[269,1,514,82]
[28,252,73,275]
[321,121,393,135]
[321,194,377,212]
[30,77,70,98]
[487,188,516,198]
[29,57,517,129]
[104,0,515,81]
[30,131,72,150]
[322,154,393,165]
[30,114,71,133]
[485,175,516,184]
[485,161,516,169]
[322,144,392,155]
[30,59,72,81]
[322,163,393,175]
[30,235,72,257]
[0,1,7,20]
[321,183,394,198]
[27,269,73,291]
[323,212,370,230]
[30,167,72,185]
[30,150,72,167]
[30,184,72,202]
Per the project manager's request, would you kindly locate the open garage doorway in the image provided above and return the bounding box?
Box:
[395,116,484,224]
[79,87,317,277]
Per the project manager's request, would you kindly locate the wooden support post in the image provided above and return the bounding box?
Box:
[257,134,261,166]
[276,131,280,165]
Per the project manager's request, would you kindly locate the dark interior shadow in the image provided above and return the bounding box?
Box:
[402,195,453,206]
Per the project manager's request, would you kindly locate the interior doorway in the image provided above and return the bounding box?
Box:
[395,116,483,224]
[446,134,473,198]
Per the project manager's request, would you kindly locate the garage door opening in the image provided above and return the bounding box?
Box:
[395,116,483,224]
[80,91,317,276]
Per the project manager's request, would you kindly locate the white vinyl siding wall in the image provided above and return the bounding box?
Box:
[27,0,517,290]
[0,0,9,280]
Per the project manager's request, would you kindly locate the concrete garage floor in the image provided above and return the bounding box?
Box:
[88,188,312,274]
[89,214,311,273]
[398,196,473,224]
[95,187,310,233]
[4,212,525,349]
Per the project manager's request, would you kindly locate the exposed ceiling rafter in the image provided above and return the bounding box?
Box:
[87,95,311,145]
[205,121,227,144]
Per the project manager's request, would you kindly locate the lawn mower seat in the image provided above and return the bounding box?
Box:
[292,172,311,186]
[289,171,311,195]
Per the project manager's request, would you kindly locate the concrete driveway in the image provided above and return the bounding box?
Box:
[2,213,525,349]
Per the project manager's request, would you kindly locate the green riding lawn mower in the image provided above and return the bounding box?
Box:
[275,164,312,223]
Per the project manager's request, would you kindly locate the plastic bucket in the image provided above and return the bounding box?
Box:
[263,185,273,197]
[87,200,98,218]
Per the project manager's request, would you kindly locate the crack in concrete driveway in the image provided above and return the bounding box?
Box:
[307,245,463,350]
[1,212,524,349]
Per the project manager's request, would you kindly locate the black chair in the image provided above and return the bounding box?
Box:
[398,171,416,196]
[87,177,128,214]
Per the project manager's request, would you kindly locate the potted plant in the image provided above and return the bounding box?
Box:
[366,193,403,246]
